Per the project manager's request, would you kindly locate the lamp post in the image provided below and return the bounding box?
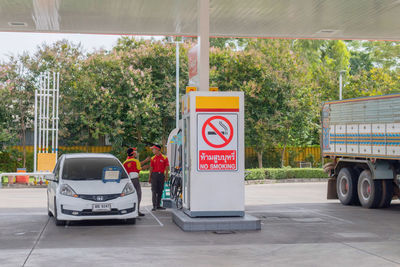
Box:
[339,70,346,100]
[168,37,184,129]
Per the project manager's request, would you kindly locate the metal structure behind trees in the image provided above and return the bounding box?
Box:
[33,72,60,172]
[339,70,346,100]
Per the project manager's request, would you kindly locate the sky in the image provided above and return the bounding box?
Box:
[0,32,161,61]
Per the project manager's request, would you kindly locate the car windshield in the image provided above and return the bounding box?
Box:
[62,157,128,180]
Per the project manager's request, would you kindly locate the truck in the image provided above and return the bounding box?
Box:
[322,94,400,208]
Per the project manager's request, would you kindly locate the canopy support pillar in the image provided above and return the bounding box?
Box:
[197,0,210,92]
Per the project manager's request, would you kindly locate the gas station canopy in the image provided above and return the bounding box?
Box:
[1,0,400,40]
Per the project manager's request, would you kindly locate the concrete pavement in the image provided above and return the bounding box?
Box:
[0,182,399,267]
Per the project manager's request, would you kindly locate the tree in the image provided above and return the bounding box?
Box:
[27,40,86,146]
[345,41,400,99]
[0,54,36,167]
[0,65,16,146]
[345,68,400,98]
[113,38,189,147]
[294,40,351,102]
[362,41,400,70]
[210,39,317,167]
[209,38,239,49]
[248,40,318,167]
[68,49,161,151]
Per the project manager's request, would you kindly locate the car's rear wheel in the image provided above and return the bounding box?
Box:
[125,218,136,225]
[54,198,65,226]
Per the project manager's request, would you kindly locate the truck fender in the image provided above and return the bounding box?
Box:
[334,159,394,180]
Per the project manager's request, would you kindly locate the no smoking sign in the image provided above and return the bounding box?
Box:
[197,114,238,171]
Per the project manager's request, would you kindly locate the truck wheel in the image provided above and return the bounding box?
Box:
[357,170,382,208]
[379,180,394,208]
[337,168,359,205]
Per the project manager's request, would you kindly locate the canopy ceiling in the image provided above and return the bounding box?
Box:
[1,0,399,40]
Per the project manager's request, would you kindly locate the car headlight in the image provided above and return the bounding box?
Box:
[121,182,135,197]
[60,184,78,197]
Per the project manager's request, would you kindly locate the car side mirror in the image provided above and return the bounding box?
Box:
[45,173,55,181]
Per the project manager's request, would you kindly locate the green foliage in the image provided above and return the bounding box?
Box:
[113,38,189,147]
[305,153,317,168]
[139,171,150,182]
[0,148,33,172]
[0,148,21,172]
[1,37,400,170]
[246,167,328,180]
[0,55,37,167]
[361,41,400,70]
[294,39,351,102]
[349,50,373,75]
[211,39,319,167]
[245,168,267,180]
[344,41,400,98]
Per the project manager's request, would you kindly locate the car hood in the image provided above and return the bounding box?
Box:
[61,179,129,195]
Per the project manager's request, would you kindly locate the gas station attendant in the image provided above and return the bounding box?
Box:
[123,147,150,217]
[149,145,169,211]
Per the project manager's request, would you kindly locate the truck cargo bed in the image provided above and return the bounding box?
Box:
[322,94,400,160]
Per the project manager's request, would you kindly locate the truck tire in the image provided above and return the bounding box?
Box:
[357,170,382,208]
[379,180,394,208]
[337,168,359,205]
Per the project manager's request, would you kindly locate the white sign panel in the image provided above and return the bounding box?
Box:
[197,114,238,171]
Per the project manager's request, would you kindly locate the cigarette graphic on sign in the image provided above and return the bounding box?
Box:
[208,121,229,136]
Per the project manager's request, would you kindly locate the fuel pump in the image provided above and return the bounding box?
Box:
[167,128,183,209]
[179,90,245,217]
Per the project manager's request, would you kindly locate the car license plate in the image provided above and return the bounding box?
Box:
[92,203,111,212]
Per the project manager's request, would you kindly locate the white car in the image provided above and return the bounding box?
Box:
[46,153,138,226]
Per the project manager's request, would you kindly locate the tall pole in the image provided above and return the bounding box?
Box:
[52,72,55,153]
[175,41,180,129]
[339,70,345,100]
[46,72,50,153]
[198,0,210,91]
[33,90,38,172]
[55,72,60,159]
[39,74,43,153]
[339,72,343,100]
[42,74,46,153]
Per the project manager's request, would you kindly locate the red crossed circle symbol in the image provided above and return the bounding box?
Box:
[202,116,234,148]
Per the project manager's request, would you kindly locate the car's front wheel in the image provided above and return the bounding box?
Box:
[54,198,65,226]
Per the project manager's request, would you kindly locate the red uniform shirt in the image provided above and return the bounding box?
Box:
[123,156,142,174]
[151,154,169,173]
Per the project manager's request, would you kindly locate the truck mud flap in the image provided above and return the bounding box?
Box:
[327,178,338,199]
